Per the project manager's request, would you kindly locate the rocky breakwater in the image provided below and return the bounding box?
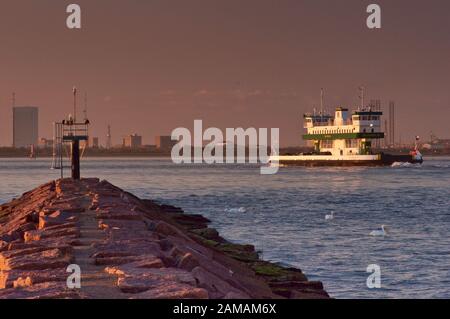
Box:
[0,178,329,299]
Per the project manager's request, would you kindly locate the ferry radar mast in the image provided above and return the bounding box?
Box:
[359,86,365,110]
[320,88,324,116]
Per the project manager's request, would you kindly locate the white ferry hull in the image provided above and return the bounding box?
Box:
[270,153,423,167]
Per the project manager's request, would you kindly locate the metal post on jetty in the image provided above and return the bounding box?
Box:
[51,87,90,180]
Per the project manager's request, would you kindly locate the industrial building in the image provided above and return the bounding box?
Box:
[91,137,99,148]
[37,138,53,149]
[13,106,39,148]
[155,135,176,150]
[123,134,142,148]
[423,134,450,151]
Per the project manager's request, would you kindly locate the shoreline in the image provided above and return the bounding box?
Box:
[1,146,450,159]
[0,178,329,299]
[0,154,449,162]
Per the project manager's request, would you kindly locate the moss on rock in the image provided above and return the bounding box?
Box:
[191,228,221,241]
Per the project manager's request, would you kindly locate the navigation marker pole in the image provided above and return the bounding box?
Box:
[73,86,77,122]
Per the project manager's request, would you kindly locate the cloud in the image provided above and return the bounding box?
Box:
[247,89,263,97]
[160,90,177,96]
[194,89,214,97]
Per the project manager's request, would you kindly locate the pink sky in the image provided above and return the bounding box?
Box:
[0,0,449,146]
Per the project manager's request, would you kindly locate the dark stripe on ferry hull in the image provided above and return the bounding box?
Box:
[276,154,423,167]
[381,154,423,165]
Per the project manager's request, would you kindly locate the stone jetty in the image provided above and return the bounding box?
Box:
[0,178,329,299]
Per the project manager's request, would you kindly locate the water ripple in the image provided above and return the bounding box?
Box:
[1,157,449,298]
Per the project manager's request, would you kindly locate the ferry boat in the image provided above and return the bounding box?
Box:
[270,105,423,167]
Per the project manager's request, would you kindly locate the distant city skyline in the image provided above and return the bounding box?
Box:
[0,0,449,147]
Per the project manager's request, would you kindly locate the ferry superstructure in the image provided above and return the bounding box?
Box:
[270,102,423,167]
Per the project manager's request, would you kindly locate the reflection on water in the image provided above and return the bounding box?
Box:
[1,157,450,298]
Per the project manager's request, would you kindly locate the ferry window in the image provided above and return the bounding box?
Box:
[322,140,333,148]
[345,139,358,148]
[363,128,366,133]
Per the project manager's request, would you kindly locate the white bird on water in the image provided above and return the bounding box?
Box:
[225,207,246,213]
[370,225,388,237]
[325,211,335,220]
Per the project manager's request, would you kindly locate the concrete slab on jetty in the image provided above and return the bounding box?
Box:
[0,178,329,299]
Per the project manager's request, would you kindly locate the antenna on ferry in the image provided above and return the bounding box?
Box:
[359,86,365,110]
[320,88,324,116]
